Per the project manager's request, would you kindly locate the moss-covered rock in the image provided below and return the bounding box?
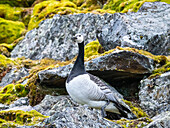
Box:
[0,84,29,104]
[0,0,36,7]
[84,40,104,58]
[0,54,17,68]
[0,110,48,127]
[103,0,170,13]
[0,18,25,44]
[0,54,17,82]
[0,4,23,21]
[28,0,78,30]
[149,61,170,78]
[123,100,148,118]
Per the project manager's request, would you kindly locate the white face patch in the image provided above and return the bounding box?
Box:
[75,34,84,44]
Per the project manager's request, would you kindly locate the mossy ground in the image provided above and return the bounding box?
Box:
[0,0,36,7]
[0,110,48,127]
[0,84,29,104]
[0,18,25,44]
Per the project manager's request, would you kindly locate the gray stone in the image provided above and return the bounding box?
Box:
[0,103,9,111]
[144,111,170,128]
[11,13,108,61]
[9,97,29,108]
[0,67,29,87]
[97,2,170,55]
[38,50,154,97]
[11,2,170,62]
[34,95,121,128]
[139,71,170,117]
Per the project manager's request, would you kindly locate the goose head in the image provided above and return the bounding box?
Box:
[72,34,84,44]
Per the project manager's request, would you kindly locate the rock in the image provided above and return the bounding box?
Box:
[0,67,29,87]
[11,13,108,61]
[139,71,170,117]
[11,2,170,61]
[38,49,154,98]
[144,111,170,128]
[97,2,170,55]
[0,103,9,111]
[9,97,29,108]
[34,95,121,128]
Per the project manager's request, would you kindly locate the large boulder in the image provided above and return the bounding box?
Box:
[11,2,170,61]
[139,71,170,117]
[11,13,109,61]
[97,2,170,55]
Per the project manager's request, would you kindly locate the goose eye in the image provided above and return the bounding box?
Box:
[79,35,81,37]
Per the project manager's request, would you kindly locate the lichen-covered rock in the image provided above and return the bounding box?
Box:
[139,71,170,117]
[33,95,121,128]
[97,2,170,55]
[144,111,170,128]
[0,18,25,44]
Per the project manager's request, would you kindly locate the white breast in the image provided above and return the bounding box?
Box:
[66,74,120,114]
[66,74,91,104]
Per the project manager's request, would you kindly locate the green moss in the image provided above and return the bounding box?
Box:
[0,0,36,7]
[149,62,170,78]
[84,40,104,58]
[0,4,23,21]
[0,110,48,127]
[0,18,25,44]
[123,100,148,118]
[0,46,10,57]
[114,117,152,128]
[0,84,29,104]
[28,0,79,30]
[0,54,17,68]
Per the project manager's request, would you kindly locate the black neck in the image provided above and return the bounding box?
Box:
[71,42,85,73]
[67,42,86,83]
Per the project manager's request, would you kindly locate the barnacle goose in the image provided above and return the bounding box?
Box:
[66,34,136,119]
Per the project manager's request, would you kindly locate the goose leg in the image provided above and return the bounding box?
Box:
[101,100,110,117]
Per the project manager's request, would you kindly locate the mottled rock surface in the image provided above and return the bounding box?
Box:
[33,95,121,128]
[139,71,170,117]
[0,67,29,87]
[144,111,170,128]
[97,2,170,55]
[11,2,170,61]
[38,50,154,97]
[11,13,107,61]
